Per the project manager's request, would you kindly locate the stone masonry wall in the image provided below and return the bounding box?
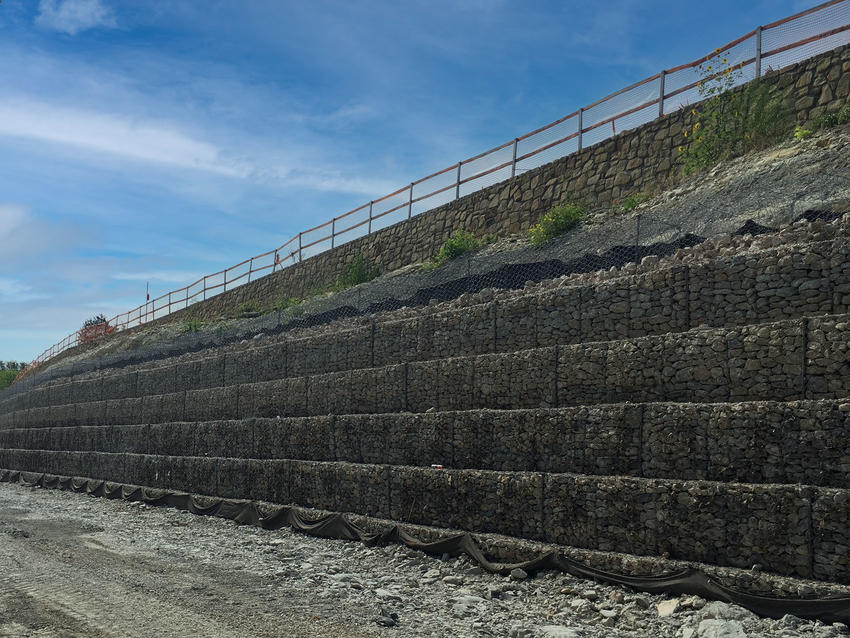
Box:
[153,45,850,319]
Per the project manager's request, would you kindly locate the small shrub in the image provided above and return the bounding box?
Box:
[183,319,203,333]
[678,53,792,174]
[0,369,17,391]
[615,192,652,212]
[794,126,813,141]
[334,254,378,291]
[838,99,850,125]
[80,314,114,343]
[426,230,480,270]
[238,301,260,314]
[528,203,586,245]
[274,296,301,311]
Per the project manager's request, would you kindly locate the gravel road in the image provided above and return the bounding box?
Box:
[1,481,848,638]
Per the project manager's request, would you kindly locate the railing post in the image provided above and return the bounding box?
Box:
[298,232,303,262]
[577,108,583,152]
[658,71,666,118]
[511,138,518,178]
[203,276,207,301]
[755,26,763,78]
[408,183,414,219]
[168,291,172,314]
[273,250,279,274]
[223,269,227,292]
[368,201,373,234]
[331,218,336,249]
[455,162,462,200]
[248,257,254,283]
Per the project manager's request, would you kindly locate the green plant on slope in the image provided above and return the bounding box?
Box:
[615,191,652,213]
[794,126,813,141]
[425,229,480,270]
[0,369,18,391]
[334,254,378,291]
[183,319,203,333]
[528,203,586,245]
[678,50,791,174]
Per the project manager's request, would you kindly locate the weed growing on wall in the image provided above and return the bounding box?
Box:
[334,254,378,291]
[679,50,791,174]
[425,229,480,270]
[528,203,586,245]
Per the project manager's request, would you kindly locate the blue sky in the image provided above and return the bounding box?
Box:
[0,0,816,362]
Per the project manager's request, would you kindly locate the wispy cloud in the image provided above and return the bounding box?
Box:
[0,99,242,176]
[0,277,49,302]
[112,270,205,284]
[36,0,117,35]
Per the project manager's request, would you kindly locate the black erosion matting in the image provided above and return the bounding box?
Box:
[3,468,850,624]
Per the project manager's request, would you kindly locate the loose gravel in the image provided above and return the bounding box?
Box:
[1,481,849,638]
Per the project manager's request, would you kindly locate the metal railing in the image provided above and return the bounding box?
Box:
[19,0,850,378]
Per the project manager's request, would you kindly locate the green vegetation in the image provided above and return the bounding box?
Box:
[794,126,813,141]
[0,370,16,390]
[425,229,480,270]
[614,191,652,213]
[333,254,378,291]
[183,319,203,333]
[528,203,586,245]
[0,361,27,391]
[237,301,260,314]
[678,50,792,174]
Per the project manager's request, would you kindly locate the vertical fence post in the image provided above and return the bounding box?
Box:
[273,251,279,274]
[635,214,641,255]
[368,201,373,234]
[658,71,666,118]
[203,276,207,301]
[577,108,583,152]
[248,257,254,283]
[455,162,462,200]
[223,269,227,292]
[185,286,189,309]
[408,183,414,219]
[755,25,763,78]
[511,138,518,178]
[168,291,172,315]
[298,232,303,262]
[331,218,336,249]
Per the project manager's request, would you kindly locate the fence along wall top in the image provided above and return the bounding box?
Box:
[18,0,850,377]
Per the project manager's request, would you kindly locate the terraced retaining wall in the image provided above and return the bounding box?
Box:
[4,234,849,407]
[156,45,850,317]
[3,401,850,489]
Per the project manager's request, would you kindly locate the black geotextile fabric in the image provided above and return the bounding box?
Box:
[4,469,850,623]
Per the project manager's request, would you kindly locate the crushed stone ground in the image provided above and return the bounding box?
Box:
[1,481,848,638]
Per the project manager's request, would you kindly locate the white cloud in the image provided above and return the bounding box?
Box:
[0,204,28,239]
[0,277,48,302]
[36,0,117,35]
[0,99,243,177]
[112,270,205,284]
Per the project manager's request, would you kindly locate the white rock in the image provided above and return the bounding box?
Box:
[538,626,584,638]
[700,601,757,623]
[697,619,747,638]
[657,599,681,617]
